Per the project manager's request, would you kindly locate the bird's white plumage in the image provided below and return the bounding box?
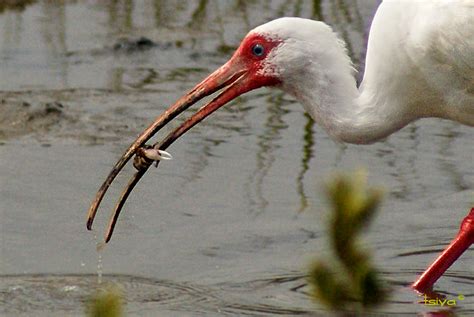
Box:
[249,1,473,144]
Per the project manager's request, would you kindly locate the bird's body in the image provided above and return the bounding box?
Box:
[87,0,474,293]
[252,2,474,144]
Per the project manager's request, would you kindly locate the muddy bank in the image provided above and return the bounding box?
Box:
[0,89,172,144]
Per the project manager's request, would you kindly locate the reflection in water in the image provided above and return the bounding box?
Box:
[107,0,133,34]
[0,1,36,14]
[438,124,470,193]
[0,0,378,91]
[1,10,22,62]
[108,66,126,91]
[188,0,209,30]
[403,124,424,200]
[40,1,67,83]
[296,113,315,212]
[327,0,368,69]
[246,91,289,214]
[0,0,379,86]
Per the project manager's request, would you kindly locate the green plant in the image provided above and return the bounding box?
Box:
[87,286,123,317]
[309,170,389,312]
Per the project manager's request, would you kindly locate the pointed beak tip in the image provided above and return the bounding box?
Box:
[86,218,93,230]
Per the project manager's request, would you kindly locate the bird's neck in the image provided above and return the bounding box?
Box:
[281,42,414,145]
[343,87,414,144]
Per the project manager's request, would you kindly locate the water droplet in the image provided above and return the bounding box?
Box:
[97,252,103,285]
[93,232,104,285]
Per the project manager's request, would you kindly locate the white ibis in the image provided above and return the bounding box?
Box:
[87,1,474,293]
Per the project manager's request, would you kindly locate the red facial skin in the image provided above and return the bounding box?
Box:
[230,33,282,89]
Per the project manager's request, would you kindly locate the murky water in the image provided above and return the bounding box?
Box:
[1,1,473,316]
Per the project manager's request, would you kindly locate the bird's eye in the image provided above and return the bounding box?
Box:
[251,43,265,57]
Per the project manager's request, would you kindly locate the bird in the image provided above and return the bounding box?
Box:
[86,0,474,294]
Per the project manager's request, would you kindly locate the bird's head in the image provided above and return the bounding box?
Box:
[151,17,334,137]
[160,17,344,135]
[87,18,341,240]
[129,18,334,150]
[212,17,333,97]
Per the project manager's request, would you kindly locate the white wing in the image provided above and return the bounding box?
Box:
[365,1,474,125]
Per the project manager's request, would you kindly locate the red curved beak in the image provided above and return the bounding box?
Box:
[86,55,276,241]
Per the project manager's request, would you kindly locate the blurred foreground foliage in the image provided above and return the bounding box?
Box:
[87,286,123,317]
[309,171,390,313]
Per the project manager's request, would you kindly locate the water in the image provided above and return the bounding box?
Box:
[95,233,105,285]
[0,1,473,316]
